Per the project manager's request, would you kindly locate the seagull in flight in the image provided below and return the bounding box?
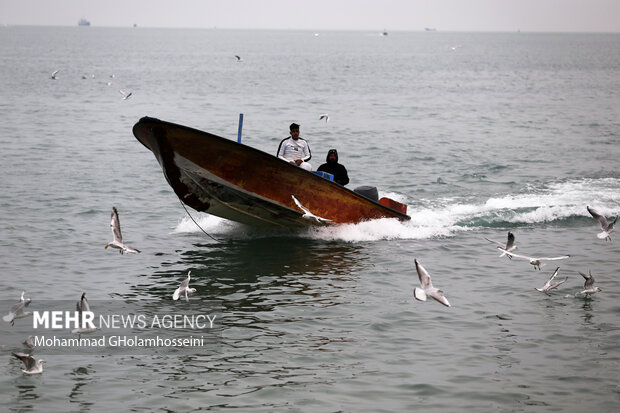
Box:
[587,206,616,241]
[579,270,602,295]
[535,267,567,295]
[105,207,140,254]
[3,291,32,326]
[319,113,330,123]
[234,55,243,62]
[72,293,100,339]
[291,195,332,223]
[50,70,59,80]
[12,352,45,375]
[485,231,517,258]
[173,271,197,302]
[413,259,451,307]
[119,90,132,100]
[497,248,569,270]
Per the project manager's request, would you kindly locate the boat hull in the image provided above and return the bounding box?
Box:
[132,117,410,227]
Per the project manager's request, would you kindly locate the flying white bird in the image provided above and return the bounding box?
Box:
[587,206,616,241]
[319,113,330,123]
[579,270,602,295]
[291,195,332,223]
[497,248,569,270]
[3,291,32,326]
[72,292,100,339]
[119,90,132,100]
[485,231,517,258]
[413,259,451,307]
[12,352,45,375]
[234,55,243,62]
[173,271,197,302]
[50,70,59,80]
[535,267,567,295]
[105,207,140,254]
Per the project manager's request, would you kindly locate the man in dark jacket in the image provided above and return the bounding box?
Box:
[317,149,349,186]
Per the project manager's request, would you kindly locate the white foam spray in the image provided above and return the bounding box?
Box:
[172,178,620,243]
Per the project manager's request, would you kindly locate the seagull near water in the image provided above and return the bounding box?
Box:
[105,207,140,254]
[319,113,330,123]
[413,259,451,307]
[535,267,568,295]
[119,90,132,100]
[485,231,517,258]
[291,195,332,223]
[173,271,197,302]
[3,291,32,326]
[72,292,100,339]
[234,55,243,62]
[12,352,45,375]
[50,70,59,80]
[587,206,616,241]
[579,270,602,296]
[497,248,570,270]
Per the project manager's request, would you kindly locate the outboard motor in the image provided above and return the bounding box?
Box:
[354,186,379,201]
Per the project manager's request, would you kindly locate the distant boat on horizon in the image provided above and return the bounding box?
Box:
[78,18,90,27]
[424,27,436,32]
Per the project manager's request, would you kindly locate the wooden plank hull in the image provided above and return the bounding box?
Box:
[132,117,410,227]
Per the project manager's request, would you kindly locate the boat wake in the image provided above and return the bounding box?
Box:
[173,178,620,242]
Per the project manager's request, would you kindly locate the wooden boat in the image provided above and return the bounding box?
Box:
[132,117,410,227]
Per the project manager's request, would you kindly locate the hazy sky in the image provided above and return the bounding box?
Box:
[1,0,619,32]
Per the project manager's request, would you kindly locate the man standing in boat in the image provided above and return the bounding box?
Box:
[277,123,312,171]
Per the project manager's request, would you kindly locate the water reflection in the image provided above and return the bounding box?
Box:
[100,236,373,401]
[10,379,41,413]
[581,298,594,324]
[67,365,96,411]
[133,236,369,315]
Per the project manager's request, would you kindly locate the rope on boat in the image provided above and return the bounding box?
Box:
[178,199,220,242]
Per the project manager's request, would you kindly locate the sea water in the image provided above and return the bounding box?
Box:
[0,27,619,412]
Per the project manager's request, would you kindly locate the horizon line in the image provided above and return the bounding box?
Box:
[2,24,619,34]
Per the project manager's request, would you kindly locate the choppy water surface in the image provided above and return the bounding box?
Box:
[1,27,619,412]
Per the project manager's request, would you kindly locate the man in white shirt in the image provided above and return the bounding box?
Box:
[276,123,312,171]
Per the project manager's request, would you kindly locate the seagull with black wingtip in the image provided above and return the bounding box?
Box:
[587,205,616,241]
[105,207,140,254]
[485,231,517,258]
[497,248,569,271]
[535,267,567,295]
[3,291,32,326]
[413,259,451,307]
[12,352,45,374]
[579,270,602,296]
[72,292,100,339]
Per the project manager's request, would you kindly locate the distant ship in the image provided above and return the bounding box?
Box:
[78,18,91,26]
[424,27,436,31]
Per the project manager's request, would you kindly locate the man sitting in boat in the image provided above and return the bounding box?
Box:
[276,123,312,171]
[317,149,349,186]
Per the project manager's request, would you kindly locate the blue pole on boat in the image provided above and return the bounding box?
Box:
[237,113,244,143]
